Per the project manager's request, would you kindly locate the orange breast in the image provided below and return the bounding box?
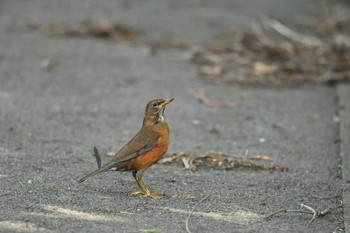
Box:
[133,126,169,171]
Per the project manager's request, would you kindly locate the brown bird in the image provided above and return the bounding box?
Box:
[78,98,174,199]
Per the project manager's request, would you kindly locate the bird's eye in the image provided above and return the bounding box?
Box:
[152,103,158,107]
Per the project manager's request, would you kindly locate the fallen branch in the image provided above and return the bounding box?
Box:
[265,203,332,228]
[185,194,213,233]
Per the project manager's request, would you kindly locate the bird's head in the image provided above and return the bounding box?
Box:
[143,98,174,125]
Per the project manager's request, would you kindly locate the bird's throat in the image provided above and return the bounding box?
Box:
[156,114,165,124]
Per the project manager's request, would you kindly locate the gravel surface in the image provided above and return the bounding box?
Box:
[0,1,349,232]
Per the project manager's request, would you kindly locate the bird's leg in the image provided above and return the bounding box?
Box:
[131,171,145,195]
[131,171,163,199]
[137,178,164,199]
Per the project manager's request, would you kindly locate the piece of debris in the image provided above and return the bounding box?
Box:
[41,58,54,71]
[190,89,235,108]
[31,21,140,42]
[185,194,214,233]
[181,156,197,171]
[148,38,189,50]
[191,119,201,126]
[138,228,161,233]
[143,38,190,55]
[259,137,266,143]
[199,65,225,78]
[265,18,323,46]
[159,152,287,172]
[160,153,183,163]
[208,126,220,135]
[182,10,350,86]
[253,62,278,75]
[265,203,332,228]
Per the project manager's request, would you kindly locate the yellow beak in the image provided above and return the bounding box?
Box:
[162,98,174,106]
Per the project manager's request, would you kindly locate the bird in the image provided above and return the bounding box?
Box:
[78,98,174,199]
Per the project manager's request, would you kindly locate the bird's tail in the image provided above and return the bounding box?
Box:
[77,147,115,183]
[93,146,101,169]
[77,167,107,183]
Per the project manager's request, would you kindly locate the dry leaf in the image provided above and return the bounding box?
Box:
[161,152,288,172]
[254,62,278,75]
[199,65,224,78]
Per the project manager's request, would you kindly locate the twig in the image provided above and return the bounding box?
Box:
[181,157,197,171]
[265,209,311,219]
[265,203,332,228]
[319,208,332,216]
[185,194,213,233]
[158,153,182,163]
[301,203,317,228]
[266,18,323,46]
[190,89,235,108]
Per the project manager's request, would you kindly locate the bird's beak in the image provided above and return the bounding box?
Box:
[161,98,174,106]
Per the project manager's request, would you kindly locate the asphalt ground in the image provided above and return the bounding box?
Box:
[0,0,349,232]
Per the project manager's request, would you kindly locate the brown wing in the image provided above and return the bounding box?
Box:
[110,127,160,163]
[78,127,159,183]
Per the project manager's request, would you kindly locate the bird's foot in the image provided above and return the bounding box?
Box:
[131,190,164,199]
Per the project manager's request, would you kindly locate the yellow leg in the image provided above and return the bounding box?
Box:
[131,171,164,199]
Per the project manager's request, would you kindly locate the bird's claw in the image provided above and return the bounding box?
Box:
[131,190,164,199]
